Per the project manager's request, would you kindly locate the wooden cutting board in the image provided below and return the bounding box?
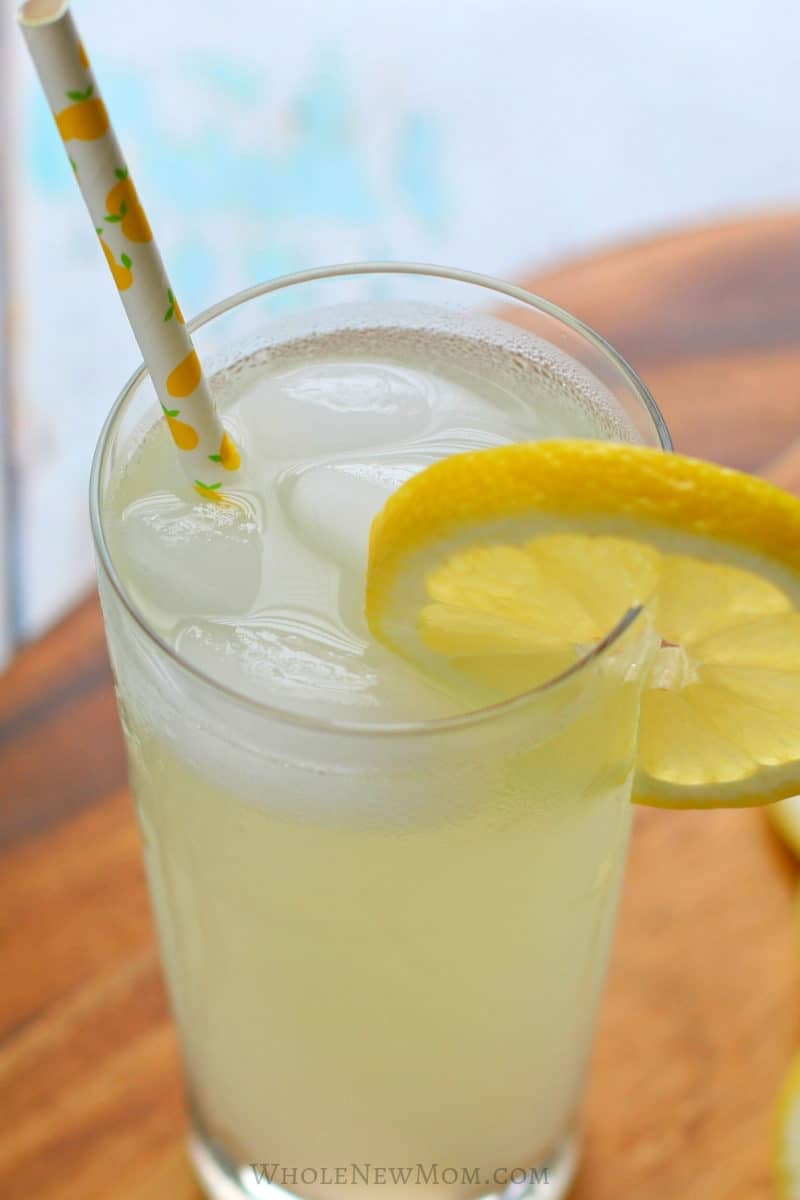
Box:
[3,212,800,1200]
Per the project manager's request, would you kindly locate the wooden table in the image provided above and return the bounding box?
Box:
[3,213,800,1200]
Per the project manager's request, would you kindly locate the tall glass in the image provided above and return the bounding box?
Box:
[90,265,670,1200]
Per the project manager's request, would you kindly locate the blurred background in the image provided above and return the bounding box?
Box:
[1,0,800,658]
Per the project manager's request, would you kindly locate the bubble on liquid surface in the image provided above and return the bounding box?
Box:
[115,492,263,621]
[237,361,434,458]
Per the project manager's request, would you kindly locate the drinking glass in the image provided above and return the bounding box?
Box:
[91,264,670,1200]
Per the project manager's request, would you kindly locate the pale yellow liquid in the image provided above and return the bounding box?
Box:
[102,307,647,1199]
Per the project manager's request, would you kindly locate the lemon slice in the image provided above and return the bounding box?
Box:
[366,441,800,809]
[776,1054,800,1197]
[768,796,800,858]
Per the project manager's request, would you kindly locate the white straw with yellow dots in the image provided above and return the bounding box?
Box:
[19,0,241,500]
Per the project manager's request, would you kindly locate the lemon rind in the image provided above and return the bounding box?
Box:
[635,774,800,811]
[775,1052,800,1199]
[368,441,800,622]
[767,797,800,857]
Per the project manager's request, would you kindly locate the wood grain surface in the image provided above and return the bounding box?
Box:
[3,212,800,1200]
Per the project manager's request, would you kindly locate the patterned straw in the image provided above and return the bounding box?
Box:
[18,0,241,500]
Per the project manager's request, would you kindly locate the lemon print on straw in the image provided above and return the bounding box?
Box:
[167,350,202,399]
[105,167,153,243]
[160,403,199,451]
[55,84,109,141]
[194,480,225,504]
[209,432,241,472]
[164,290,185,324]
[78,39,89,69]
[98,232,132,291]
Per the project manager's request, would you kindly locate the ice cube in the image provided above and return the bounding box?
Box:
[278,459,422,573]
[114,492,263,623]
[174,610,462,722]
[174,611,380,713]
[239,361,434,457]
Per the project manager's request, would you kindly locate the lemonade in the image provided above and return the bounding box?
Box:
[94,278,669,1200]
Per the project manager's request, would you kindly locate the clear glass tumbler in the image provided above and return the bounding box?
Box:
[90,265,670,1200]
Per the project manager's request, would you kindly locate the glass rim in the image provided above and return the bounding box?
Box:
[90,260,671,739]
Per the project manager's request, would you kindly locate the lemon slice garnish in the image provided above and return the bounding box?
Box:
[776,1053,800,1197]
[366,441,800,809]
[768,796,800,857]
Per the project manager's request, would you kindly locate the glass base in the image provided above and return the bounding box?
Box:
[188,1127,580,1200]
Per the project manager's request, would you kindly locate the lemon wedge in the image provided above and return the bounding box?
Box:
[776,1054,800,1198]
[768,796,800,858]
[366,441,800,809]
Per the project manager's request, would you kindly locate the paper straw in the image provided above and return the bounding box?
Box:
[18,0,241,499]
